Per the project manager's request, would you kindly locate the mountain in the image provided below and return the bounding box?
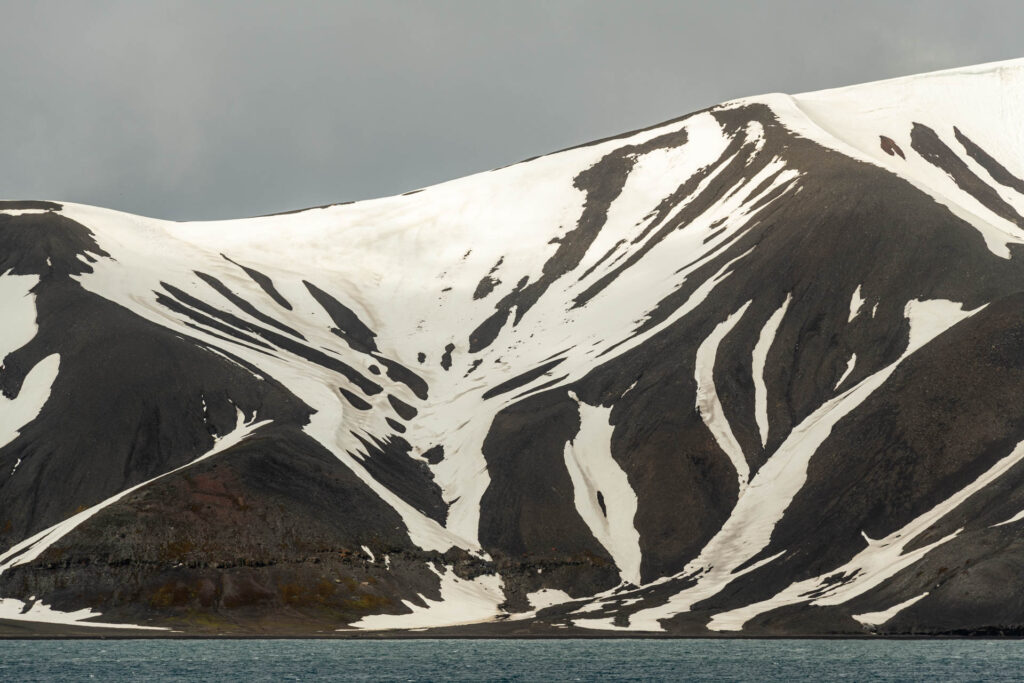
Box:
[2,58,1024,636]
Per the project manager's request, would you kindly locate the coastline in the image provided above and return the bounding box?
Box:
[4,618,1023,640]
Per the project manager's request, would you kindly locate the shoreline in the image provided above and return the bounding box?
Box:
[3,620,1023,640]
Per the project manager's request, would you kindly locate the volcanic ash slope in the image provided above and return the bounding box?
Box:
[2,58,1024,636]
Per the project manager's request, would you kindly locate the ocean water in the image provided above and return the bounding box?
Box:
[1,638,1022,681]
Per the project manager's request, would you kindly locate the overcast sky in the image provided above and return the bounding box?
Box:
[1,0,1021,220]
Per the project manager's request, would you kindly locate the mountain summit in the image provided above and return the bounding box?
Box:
[2,59,1024,636]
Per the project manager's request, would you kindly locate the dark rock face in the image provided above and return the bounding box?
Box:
[3,63,1024,636]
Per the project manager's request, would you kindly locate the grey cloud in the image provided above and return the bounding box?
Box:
[0,0,1021,220]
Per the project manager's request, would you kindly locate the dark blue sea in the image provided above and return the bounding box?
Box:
[2,638,1021,681]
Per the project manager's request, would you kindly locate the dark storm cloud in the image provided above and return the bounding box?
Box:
[0,0,1021,219]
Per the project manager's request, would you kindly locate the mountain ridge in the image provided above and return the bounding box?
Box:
[2,58,1024,636]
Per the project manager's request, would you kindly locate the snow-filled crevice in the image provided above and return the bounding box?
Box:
[752,295,791,448]
[563,391,642,586]
[695,301,753,488]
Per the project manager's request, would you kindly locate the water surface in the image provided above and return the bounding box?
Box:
[2,638,1020,681]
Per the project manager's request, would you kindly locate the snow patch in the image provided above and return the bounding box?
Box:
[0,354,60,452]
[848,286,865,322]
[526,588,573,611]
[853,592,930,627]
[509,588,574,621]
[0,209,49,216]
[349,564,504,630]
[0,598,168,630]
[0,274,39,360]
[572,616,635,631]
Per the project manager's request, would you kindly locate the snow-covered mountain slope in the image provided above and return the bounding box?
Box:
[2,58,1024,636]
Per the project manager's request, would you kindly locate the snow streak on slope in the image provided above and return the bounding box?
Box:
[564,392,642,585]
[836,353,857,390]
[994,508,1024,527]
[753,295,790,447]
[696,302,753,487]
[848,286,865,322]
